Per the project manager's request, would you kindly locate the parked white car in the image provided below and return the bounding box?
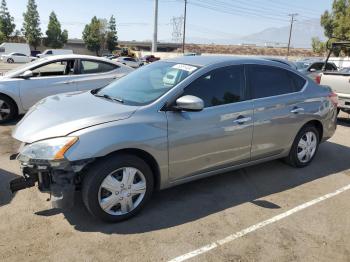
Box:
[114,57,144,68]
[37,49,73,58]
[0,54,133,123]
[1,52,37,63]
[0,42,30,56]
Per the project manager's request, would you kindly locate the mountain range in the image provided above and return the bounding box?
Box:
[184,19,325,48]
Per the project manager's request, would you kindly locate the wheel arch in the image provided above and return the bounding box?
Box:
[89,148,162,190]
[303,120,323,142]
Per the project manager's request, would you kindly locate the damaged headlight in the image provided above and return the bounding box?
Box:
[18,137,78,162]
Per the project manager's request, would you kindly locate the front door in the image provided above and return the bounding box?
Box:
[166,65,254,181]
[19,59,78,110]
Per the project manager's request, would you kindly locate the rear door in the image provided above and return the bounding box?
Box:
[74,59,122,91]
[167,65,254,181]
[19,59,78,110]
[246,64,307,160]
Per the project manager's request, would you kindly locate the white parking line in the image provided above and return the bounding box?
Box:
[169,183,350,262]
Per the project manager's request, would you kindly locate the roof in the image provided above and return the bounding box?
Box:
[165,55,292,68]
[44,54,111,61]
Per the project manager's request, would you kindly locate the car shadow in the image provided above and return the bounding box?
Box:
[37,141,350,234]
[0,168,19,207]
[2,115,22,126]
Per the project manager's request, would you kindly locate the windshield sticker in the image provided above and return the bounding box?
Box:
[172,64,197,73]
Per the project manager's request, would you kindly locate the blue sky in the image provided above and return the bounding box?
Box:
[8,0,332,42]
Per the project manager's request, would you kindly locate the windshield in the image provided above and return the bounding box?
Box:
[3,57,48,77]
[97,61,199,105]
[295,61,309,70]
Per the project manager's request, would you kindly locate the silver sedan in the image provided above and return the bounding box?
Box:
[10,56,337,222]
[0,54,133,123]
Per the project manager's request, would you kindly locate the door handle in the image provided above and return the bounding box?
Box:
[62,81,71,84]
[233,116,252,125]
[290,107,304,114]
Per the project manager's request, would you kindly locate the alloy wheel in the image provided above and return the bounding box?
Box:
[98,167,147,216]
[297,131,317,163]
[0,99,11,121]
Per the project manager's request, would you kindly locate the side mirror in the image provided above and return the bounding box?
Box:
[309,68,317,72]
[175,95,204,112]
[19,70,33,79]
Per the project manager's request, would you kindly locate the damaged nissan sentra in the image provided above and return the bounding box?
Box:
[9,56,337,222]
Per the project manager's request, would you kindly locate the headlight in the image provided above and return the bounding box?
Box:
[18,137,78,161]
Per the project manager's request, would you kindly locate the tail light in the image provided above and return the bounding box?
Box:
[328,91,338,106]
[315,74,321,84]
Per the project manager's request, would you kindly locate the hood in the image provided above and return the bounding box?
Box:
[13,91,138,143]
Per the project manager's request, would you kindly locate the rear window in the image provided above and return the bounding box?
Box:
[289,72,306,91]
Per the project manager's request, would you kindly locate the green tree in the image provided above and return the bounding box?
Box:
[319,0,350,56]
[106,15,118,53]
[44,11,68,48]
[0,0,15,41]
[82,16,105,56]
[22,0,42,50]
[311,37,326,55]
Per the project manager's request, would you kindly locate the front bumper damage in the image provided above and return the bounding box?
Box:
[9,155,92,209]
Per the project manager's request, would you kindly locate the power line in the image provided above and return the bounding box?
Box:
[188,0,290,23]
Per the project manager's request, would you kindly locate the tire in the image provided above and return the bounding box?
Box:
[284,125,320,168]
[7,58,14,63]
[82,154,154,222]
[0,94,18,124]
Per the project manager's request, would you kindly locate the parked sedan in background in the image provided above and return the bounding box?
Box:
[10,56,337,222]
[114,56,144,68]
[141,55,160,64]
[1,52,37,63]
[297,60,338,81]
[0,54,133,123]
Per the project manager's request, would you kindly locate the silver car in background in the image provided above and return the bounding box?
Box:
[9,56,337,222]
[0,54,133,123]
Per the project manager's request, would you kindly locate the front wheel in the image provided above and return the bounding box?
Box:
[285,125,319,168]
[82,154,154,222]
[7,58,14,63]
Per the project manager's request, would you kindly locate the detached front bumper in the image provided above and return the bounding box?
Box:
[9,155,89,209]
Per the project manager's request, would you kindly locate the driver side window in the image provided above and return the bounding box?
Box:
[31,60,76,77]
[183,65,245,108]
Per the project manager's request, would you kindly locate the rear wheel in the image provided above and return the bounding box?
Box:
[285,125,319,168]
[82,154,154,222]
[0,95,17,124]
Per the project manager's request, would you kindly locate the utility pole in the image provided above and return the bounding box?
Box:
[287,13,298,59]
[152,0,158,53]
[182,0,187,54]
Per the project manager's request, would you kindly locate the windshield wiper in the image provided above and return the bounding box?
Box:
[93,93,124,103]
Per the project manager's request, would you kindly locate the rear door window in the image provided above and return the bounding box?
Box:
[247,65,300,99]
[79,60,118,74]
